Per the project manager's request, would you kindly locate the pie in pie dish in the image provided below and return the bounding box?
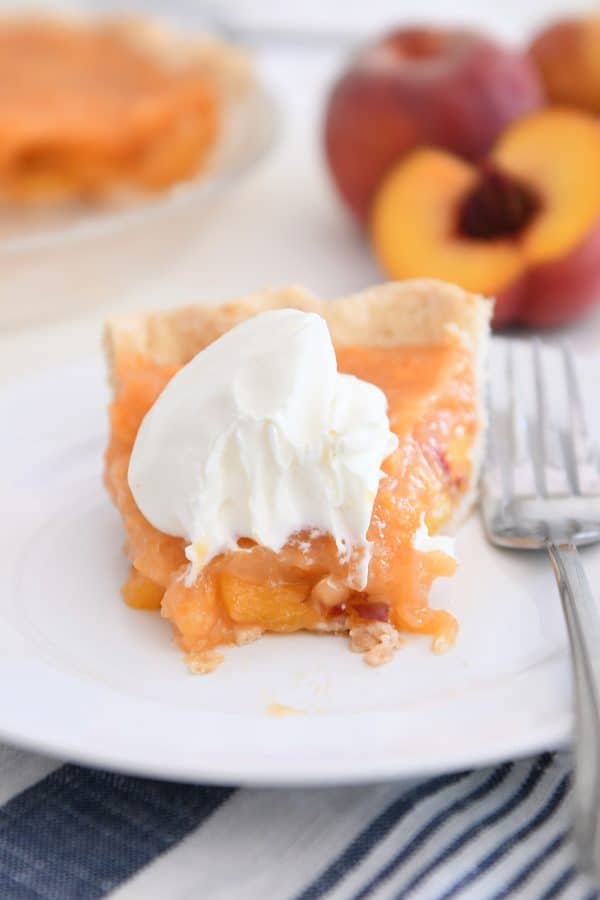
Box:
[0,15,252,204]
[104,279,491,672]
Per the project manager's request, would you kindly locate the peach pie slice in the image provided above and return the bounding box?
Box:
[104,279,491,672]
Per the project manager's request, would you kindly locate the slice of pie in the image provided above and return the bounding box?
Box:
[104,279,491,672]
[0,14,252,204]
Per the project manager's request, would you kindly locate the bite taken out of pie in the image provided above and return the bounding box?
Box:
[103,279,492,672]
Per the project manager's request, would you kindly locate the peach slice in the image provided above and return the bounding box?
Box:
[161,573,234,654]
[371,108,600,327]
[219,573,319,632]
[121,568,164,610]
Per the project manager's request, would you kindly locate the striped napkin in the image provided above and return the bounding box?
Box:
[0,745,597,899]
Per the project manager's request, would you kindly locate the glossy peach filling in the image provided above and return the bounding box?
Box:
[105,339,476,661]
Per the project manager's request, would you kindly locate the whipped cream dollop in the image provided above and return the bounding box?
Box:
[128,308,398,587]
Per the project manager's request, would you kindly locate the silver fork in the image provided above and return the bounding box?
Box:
[481,338,600,878]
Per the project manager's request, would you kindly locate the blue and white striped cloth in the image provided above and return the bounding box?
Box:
[0,744,597,899]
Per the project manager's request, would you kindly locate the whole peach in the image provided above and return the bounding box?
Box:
[324,27,544,222]
[530,17,600,113]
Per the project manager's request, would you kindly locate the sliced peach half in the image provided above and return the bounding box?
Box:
[371,108,600,327]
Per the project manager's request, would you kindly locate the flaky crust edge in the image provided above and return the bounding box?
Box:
[104,278,493,532]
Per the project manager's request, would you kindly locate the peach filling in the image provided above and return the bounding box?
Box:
[105,339,476,659]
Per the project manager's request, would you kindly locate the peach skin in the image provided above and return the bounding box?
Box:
[530,16,600,114]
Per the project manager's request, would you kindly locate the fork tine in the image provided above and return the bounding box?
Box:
[563,341,590,445]
[562,342,584,494]
[483,339,599,550]
[507,341,534,498]
[532,338,550,497]
[533,338,571,497]
[486,346,513,508]
[562,341,600,496]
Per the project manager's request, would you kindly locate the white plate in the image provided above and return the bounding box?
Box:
[1,354,598,786]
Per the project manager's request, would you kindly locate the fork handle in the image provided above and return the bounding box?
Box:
[548,542,600,877]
